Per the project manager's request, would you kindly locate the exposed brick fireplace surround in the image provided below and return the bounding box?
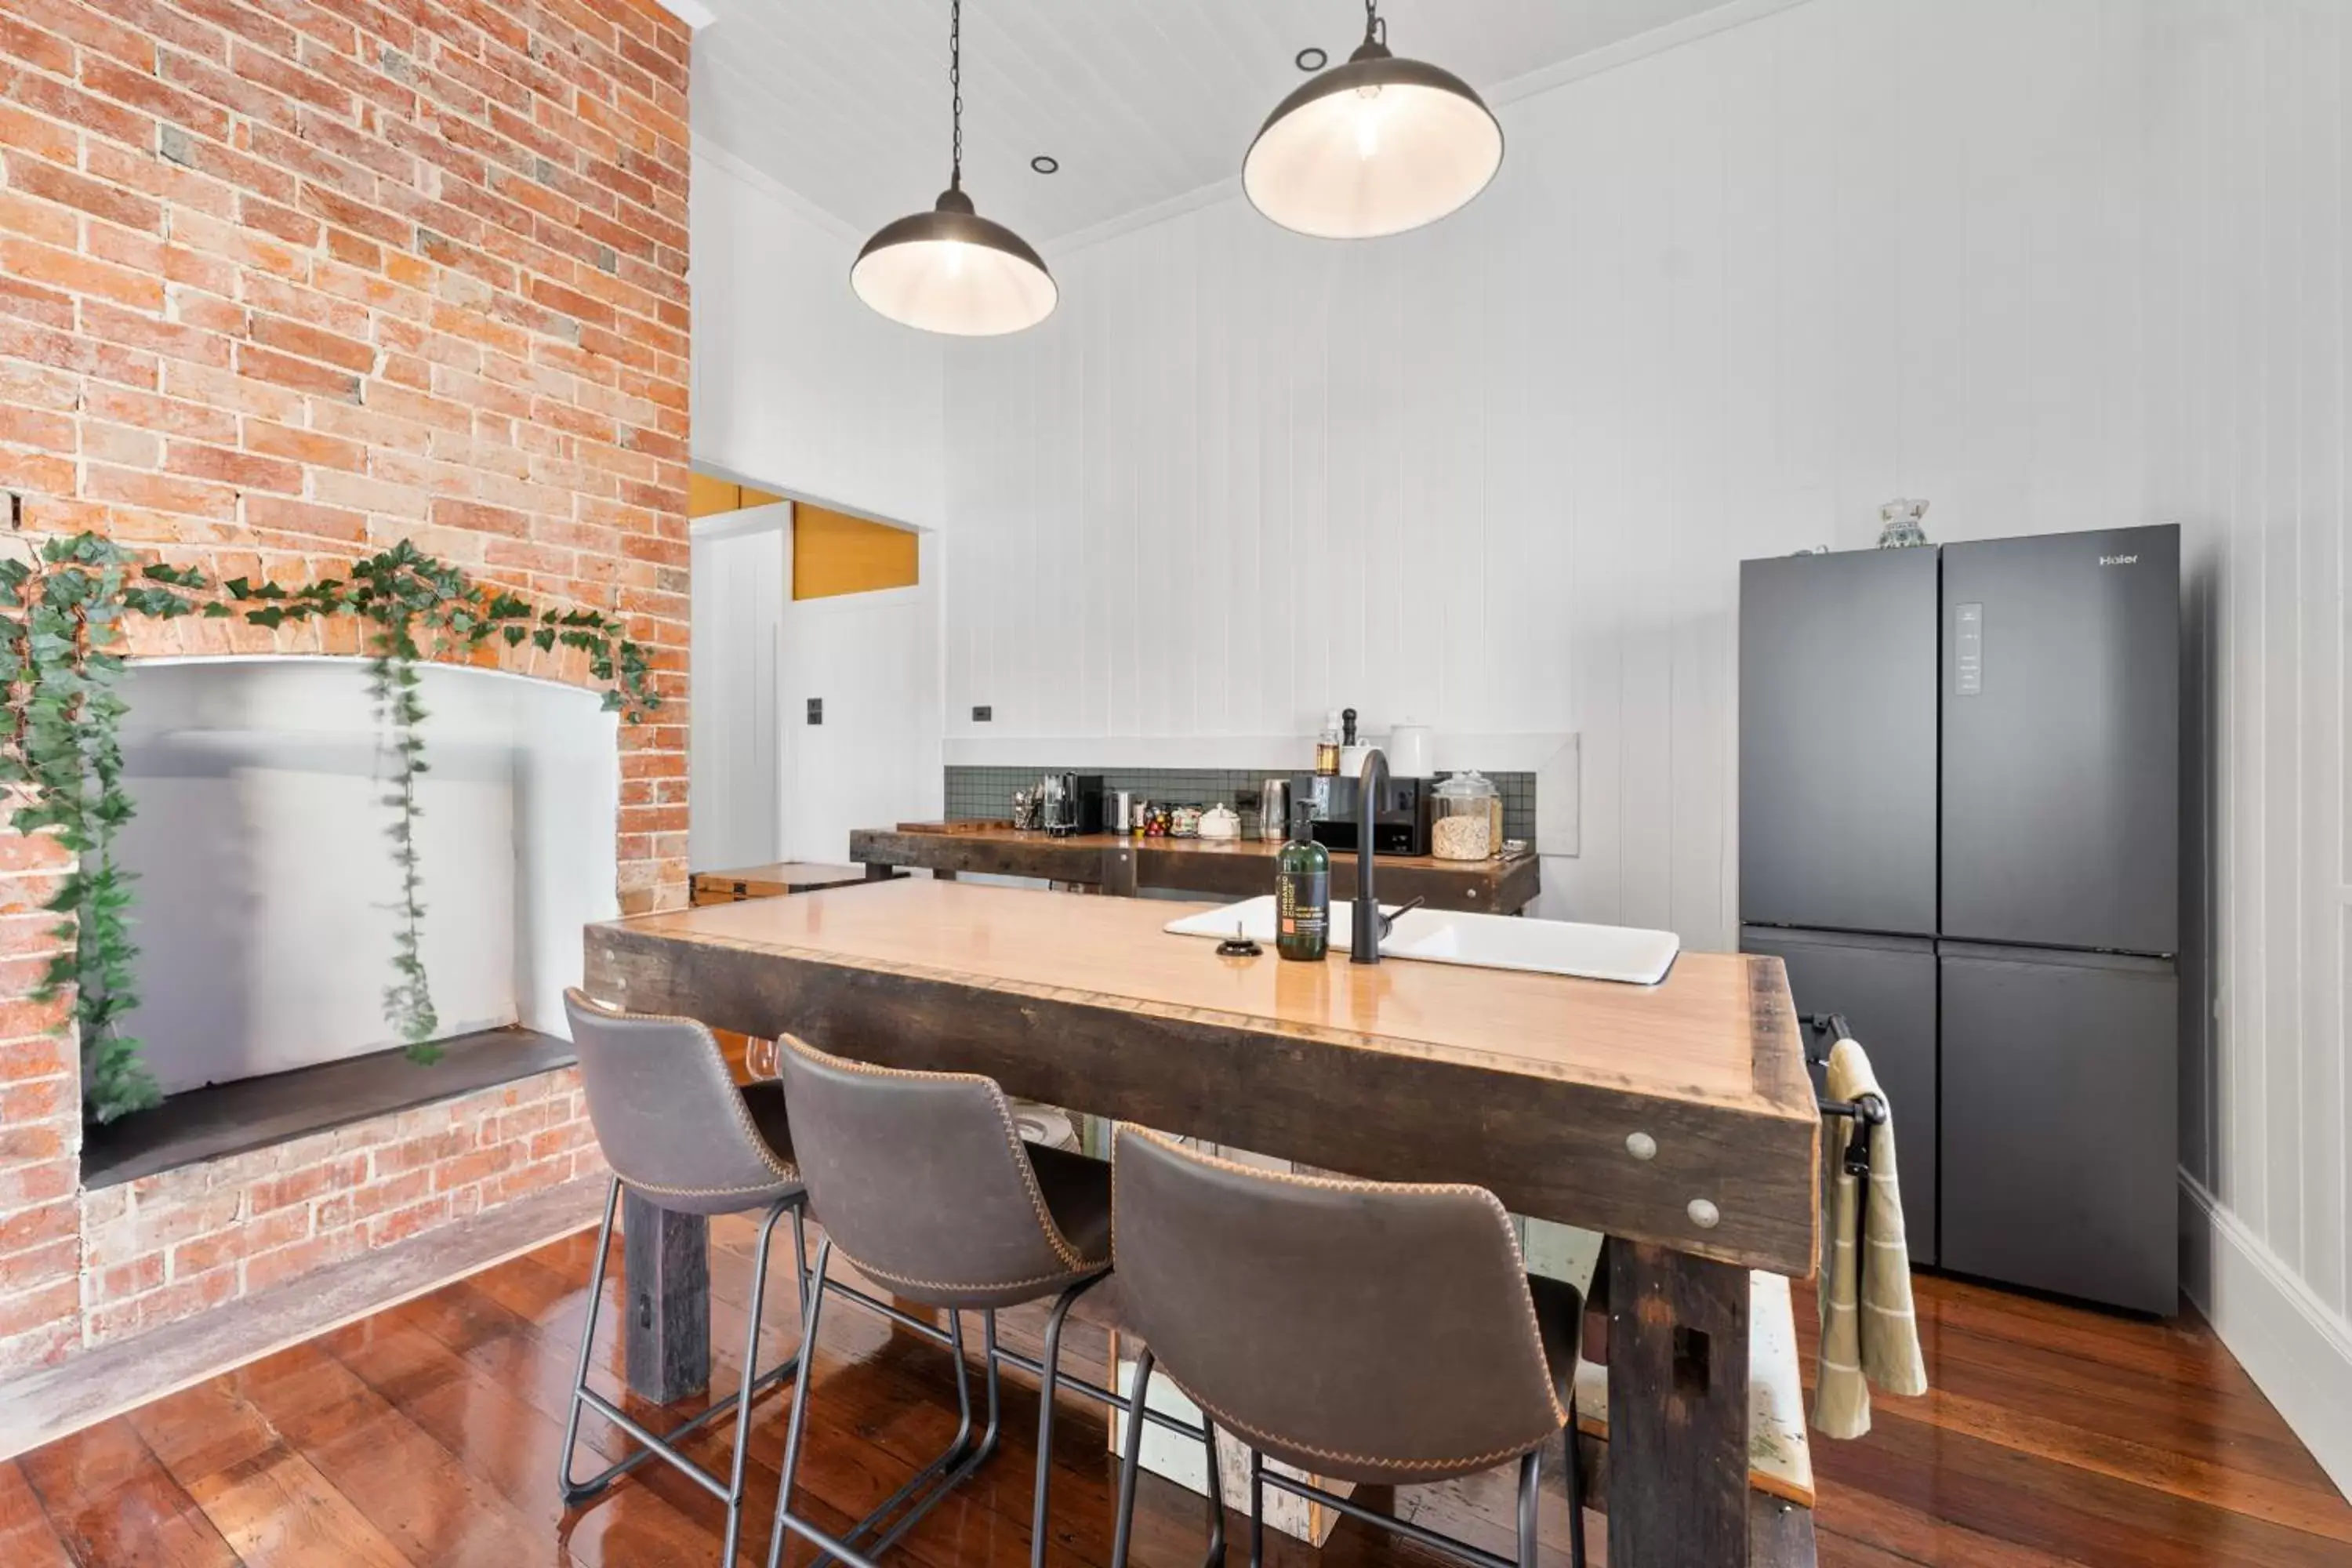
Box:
[0,0,690,1370]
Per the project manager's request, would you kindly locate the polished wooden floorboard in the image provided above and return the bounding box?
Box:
[9,1215,2349,1567]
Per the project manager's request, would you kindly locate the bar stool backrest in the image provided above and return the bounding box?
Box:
[779,1036,1097,1304]
[1109,1125,1566,1486]
[563,989,797,1216]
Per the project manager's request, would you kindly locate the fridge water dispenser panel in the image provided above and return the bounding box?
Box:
[1953,602,1983,695]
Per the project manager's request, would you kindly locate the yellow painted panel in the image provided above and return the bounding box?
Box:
[690,474,790,518]
[688,471,742,518]
[793,504,918,600]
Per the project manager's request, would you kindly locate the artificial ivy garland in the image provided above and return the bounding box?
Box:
[0,533,663,1124]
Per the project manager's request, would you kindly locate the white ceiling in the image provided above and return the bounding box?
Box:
[690,0,1737,246]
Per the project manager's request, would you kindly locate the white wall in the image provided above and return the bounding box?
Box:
[2147,0,2352,1497]
[942,0,2149,952]
[691,139,947,529]
[690,143,951,873]
[688,507,788,870]
[118,659,619,1090]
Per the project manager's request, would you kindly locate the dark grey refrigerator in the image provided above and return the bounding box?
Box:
[1738,524,2180,1315]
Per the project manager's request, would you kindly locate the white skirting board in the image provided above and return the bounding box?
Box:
[2180,1173,2352,1502]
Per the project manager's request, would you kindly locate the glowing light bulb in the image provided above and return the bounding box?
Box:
[943,240,966,278]
[1355,97,1380,160]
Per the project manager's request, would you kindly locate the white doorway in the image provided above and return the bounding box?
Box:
[687,507,787,871]
[778,532,943,862]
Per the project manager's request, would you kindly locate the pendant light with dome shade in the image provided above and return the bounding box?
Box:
[851,0,1056,336]
[1243,0,1504,240]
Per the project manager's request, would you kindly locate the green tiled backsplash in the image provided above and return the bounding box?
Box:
[944,767,1536,844]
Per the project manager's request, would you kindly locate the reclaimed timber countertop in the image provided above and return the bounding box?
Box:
[850,824,1540,914]
[586,877,1817,1274]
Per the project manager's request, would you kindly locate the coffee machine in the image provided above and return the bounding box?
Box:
[1289,771,1432,855]
[1040,773,1106,837]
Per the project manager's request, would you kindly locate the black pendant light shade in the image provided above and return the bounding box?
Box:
[1244,5,1503,240]
[852,183,1056,337]
[854,0,1056,336]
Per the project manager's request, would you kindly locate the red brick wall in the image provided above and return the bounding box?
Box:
[0,0,689,1370]
[75,1069,607,1346]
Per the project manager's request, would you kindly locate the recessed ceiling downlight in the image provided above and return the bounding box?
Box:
[852,0,1055,336]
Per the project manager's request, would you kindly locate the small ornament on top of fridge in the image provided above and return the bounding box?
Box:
[1875,499,1932,549]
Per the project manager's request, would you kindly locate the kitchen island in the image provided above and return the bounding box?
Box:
[851,823,1541,913]
[584,879,1818,1566]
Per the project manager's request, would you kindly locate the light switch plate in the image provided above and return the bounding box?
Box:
[1537,735,1580,857]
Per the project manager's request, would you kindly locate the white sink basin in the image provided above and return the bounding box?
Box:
[1163,898,1679,985]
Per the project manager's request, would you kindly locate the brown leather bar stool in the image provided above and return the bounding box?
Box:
[762,1036,1225,1568]
[1105,1125,1588,1568]
[557,989,811,1566]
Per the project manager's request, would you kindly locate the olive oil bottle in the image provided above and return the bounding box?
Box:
[1275,833,1330,961]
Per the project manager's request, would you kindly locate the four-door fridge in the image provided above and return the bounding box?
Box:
[1738,524,2180,1315]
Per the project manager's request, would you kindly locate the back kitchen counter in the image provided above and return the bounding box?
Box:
[850,824,1541,913]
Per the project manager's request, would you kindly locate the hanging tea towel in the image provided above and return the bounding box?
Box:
[1812,1035,1928,1439]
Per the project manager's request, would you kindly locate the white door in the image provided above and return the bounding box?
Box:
[687,514,787,870]
[779,539,942,863]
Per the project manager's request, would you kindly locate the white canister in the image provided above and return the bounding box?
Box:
[1387,723,1436,778]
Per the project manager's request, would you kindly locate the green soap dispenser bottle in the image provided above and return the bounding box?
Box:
[1275,833,1331,962]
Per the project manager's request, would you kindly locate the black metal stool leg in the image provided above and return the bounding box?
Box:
[1247,1446,1265,1568]
[1563,1425,1588,1568]
[1199,1414,1227,1568]
[769,1236,835,1568]
[1029,1277,1096,1568]
[557,1178,622,1504]
[1513,1450,1541,1568]
[720,1197,792,1563]
[561,1184,807,1529]
[793,1298,1007,1568]
[790,1200,814,1312]
[1107,1346,1155,1568]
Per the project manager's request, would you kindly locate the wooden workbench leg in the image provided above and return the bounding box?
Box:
[622,1189,710,1403]
[865,861,896,880]
[1606,1242,1751,1567]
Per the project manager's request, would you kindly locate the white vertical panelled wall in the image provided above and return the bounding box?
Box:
[690,140,951,877]
[943,0,2148,955]
[930,0,2352,1490]
[2147,0,2352,1497]
[691,140,948,531]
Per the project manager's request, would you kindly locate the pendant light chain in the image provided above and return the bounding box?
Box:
[949,0,964,189]
[1362,0,1385,48]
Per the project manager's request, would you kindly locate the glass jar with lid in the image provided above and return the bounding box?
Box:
[1431,771,1498,861]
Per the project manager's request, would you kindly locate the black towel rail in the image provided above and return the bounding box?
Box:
[1803,1011,1886,1180]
